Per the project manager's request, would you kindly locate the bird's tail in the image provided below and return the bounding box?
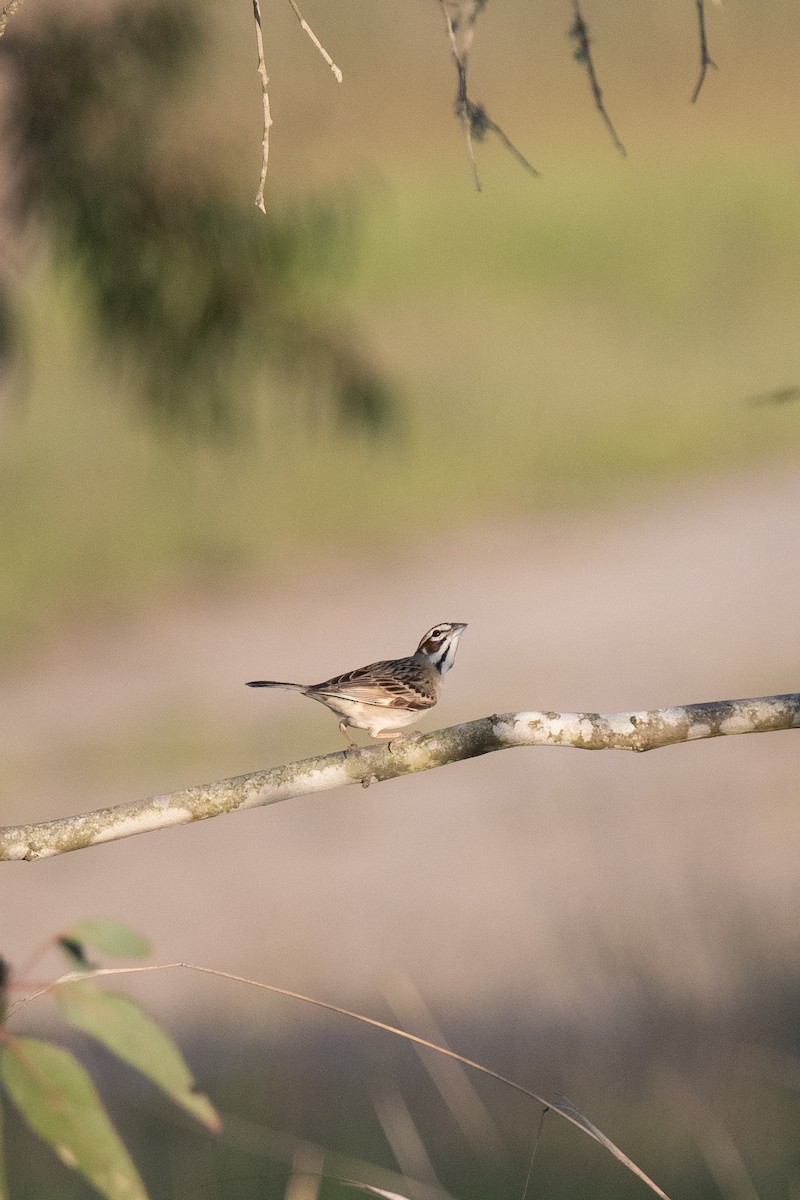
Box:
[246,680,308,691]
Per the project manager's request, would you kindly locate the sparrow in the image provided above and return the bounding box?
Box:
[247,623,467,749]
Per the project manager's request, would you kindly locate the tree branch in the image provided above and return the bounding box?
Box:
[252,0,273,214]
[691,0,717,104]
[284,0,342,83]
[568,0,626,157]
[2,694,797,862]
[437,0,538,191]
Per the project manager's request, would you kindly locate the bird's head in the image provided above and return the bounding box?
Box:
[416,622,468,675]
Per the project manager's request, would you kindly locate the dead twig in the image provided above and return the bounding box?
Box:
[691,0,717,104]
[285,0,342,82]
[438,0,538,191]
[251,0,340,212]
[252,0,272,214]
[569,0,626,157]
[440,3,481,191]
[2,693,798,861]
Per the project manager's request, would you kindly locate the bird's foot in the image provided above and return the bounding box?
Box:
[339,721,360,755]
[388,731,422,754]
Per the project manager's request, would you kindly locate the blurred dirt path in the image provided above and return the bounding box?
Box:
[2,463,800,1036]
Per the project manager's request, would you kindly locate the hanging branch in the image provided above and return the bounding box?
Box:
[437,0,538,191]
[285,0,342,83]
[252,0,272,213]
[568,0,626,157]
[1,693,798,861]
[251,0,341,212]
[439,1,480,190]
[691,0,717,104]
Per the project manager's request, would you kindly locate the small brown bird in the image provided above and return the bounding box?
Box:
[247,623,467,748]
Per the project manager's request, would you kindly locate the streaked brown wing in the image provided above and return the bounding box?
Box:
[313,659,437,711]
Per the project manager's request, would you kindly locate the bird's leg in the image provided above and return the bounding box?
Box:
[338,720,359,753]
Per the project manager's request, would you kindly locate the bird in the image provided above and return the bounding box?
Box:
[246,623,467,749]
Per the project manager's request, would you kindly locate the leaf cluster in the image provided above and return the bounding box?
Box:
[0,919,219,1200]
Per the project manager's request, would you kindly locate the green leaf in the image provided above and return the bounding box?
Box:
[61,920,152,960]
[56,982,220,1131]
[0,1037,148,1200]
[57,938,95,971]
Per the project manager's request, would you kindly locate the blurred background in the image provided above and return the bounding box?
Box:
[2,0,800,1196]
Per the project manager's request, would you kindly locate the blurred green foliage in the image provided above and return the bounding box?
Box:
[1,0,390,432]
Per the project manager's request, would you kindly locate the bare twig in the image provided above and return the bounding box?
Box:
[250,0,340,209]
[439,2,481,191]
[0,0,25,39]
[437,0,538,190]
[1,693,798,861]
[252,0,272,214]
[10,961,672,1199]
[691,0,717,104]
[568,0,626,157]
[284,0,342,82]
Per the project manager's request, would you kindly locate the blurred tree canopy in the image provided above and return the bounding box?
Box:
[0,0,391,433]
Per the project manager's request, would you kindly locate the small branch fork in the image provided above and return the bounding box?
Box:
[691,0,717,104]
[2,693,798,862]
[251,0,342,213]
[437,0,538,191]
[569,0,626,157]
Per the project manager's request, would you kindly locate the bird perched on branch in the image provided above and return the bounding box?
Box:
[247,623,467,749]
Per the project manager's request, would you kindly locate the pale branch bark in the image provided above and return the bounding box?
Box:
[437,0,538,191]
[284,0,342,83]
[1,693,798,862]
[252,0,272,214]
[251,0,340,212]
[691,0,717,104]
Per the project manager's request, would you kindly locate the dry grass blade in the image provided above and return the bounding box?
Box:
[11,963,672,1199]
[372,1085,441,1188]
[383,972,502,1156]
[338,1184,421,1200]
[215,1110,455,1200]
[551,1097,670,1199]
